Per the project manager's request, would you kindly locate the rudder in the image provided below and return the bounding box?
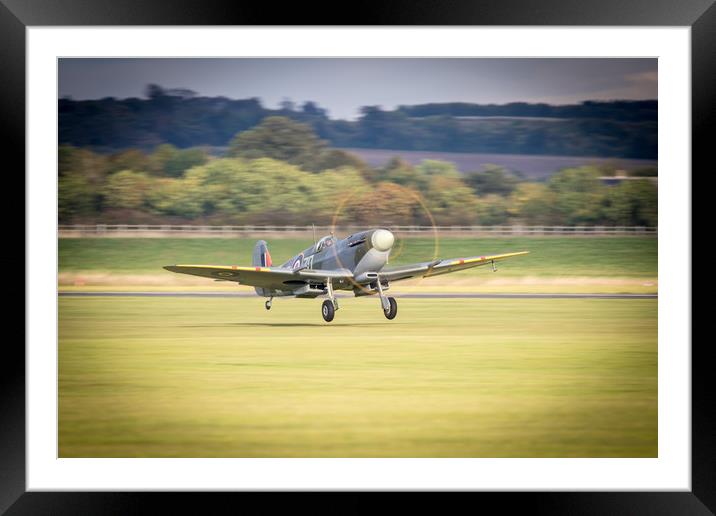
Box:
[252,240,272,296]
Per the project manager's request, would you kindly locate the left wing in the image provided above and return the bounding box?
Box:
[378,251,529,283]
[164,264,353,291]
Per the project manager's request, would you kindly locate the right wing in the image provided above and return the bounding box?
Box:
[379,251,529,283]
[164,264,353,291]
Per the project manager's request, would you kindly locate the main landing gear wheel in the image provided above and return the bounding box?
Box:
[321,299,335,322]
[265,298,272,310]
[383,297,398,320]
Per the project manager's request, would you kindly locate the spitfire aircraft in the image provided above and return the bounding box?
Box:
[164,229,528,322]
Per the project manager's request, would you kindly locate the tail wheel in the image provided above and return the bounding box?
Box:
[321,300,335,322]
[383,297,398,320]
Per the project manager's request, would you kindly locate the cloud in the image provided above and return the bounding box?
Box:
[626,70,658,84]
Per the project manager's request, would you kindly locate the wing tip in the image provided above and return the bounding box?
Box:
[501,251,529,259]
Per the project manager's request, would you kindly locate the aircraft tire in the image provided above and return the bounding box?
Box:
[383,297,398,320]
[265,300,271,310]
[321,300,335,322]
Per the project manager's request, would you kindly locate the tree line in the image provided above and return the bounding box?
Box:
[58,84,657,159]
[396,100,657,122]
[59,116,657,228]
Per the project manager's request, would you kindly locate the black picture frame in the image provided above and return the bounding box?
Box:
[5,0,707,514]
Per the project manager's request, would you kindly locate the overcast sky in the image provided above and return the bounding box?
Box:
[59,58,657,120]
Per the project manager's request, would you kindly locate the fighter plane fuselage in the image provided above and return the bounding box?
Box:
[281,229,395,288]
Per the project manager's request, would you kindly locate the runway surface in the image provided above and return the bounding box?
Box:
[59,292,657,299]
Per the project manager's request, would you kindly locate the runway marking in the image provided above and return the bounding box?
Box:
[59,292,657,299]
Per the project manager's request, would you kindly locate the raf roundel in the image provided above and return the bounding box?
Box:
[292,254,304,270]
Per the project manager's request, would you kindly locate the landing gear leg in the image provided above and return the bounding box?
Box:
[376,279,398,320]
[326,278,339,311]
[321,279,338,322]
[265,297,273,310]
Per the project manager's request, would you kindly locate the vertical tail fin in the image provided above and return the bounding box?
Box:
[252,240,272,296]
[252,240,272,268]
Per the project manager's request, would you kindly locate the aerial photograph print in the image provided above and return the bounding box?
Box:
[57,58,657,458]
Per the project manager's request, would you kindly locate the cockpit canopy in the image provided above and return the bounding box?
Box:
[280,235,338,268]
[315,235,337,253]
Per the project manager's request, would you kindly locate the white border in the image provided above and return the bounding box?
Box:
[27,27,691,491]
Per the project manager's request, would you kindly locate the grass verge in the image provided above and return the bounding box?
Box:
[59,237,657,293]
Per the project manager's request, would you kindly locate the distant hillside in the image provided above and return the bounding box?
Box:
[338,148,658,179]
[396,100,657,122]
[58,85,657,159]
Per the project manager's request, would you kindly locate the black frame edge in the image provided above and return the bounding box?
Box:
[692,1,716,512]
[1,0,715,26]
[0,0,26,515]
[7,0,710,514]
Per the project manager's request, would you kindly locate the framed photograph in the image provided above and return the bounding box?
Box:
[7,0,708,513]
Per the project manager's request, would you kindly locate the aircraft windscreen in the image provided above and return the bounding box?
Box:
[315,236,336,253]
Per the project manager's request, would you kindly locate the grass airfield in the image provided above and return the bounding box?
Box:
[60,236,657,279]
[59,295,657,458]
[58,236,657,457]
[59,236,658,295]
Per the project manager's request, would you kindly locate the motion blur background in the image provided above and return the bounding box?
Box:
[58,58,657,228]
[57,58,658,458]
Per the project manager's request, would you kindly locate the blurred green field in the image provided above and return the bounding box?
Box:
[59,236,656,277]
[59,296,657,458]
